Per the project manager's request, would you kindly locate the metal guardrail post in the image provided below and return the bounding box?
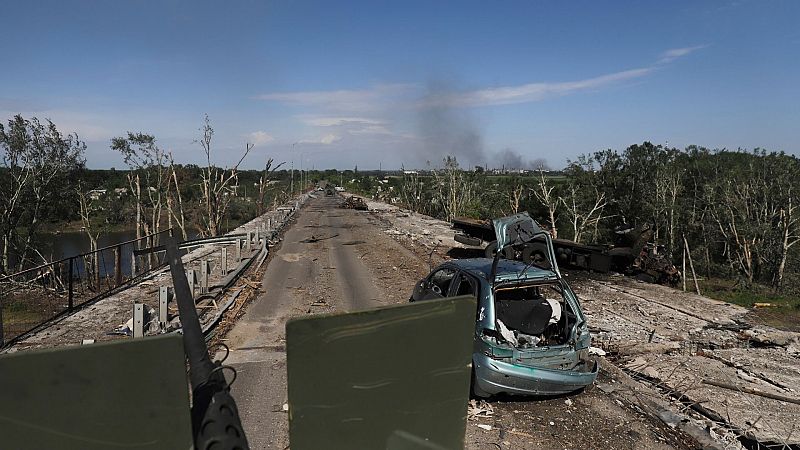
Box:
[68,258,74,312]
[114,244,122,286]
[245,232,252,253]
[186,269,196,300]
[133,303,144,338]
[235,239,241,263]
[200,260,209,294]
[221,248,228,275]
[159,286,170,326]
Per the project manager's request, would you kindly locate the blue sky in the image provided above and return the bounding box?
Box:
[1,0,798,169]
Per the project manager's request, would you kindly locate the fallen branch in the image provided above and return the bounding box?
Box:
[702,379,800,405]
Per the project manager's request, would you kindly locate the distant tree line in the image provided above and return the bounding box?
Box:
[350,143,799,294]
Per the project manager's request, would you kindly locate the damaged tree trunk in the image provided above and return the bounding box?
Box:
[683,235,701,295]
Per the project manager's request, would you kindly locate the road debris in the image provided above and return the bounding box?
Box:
[340,195,368,210]
[468,400,495,420]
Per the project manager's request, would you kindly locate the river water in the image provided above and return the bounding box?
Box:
[37,230,139,262]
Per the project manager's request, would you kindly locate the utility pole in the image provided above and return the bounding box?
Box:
[291,142,297,195]
[299,151,305,193]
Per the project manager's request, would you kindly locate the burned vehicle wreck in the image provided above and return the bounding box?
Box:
[452,216,680,284]
[411,213,597,397]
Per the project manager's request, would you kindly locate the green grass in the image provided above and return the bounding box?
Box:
[2,306,48,338]
[698,278,800,331]
[699,278,800,308]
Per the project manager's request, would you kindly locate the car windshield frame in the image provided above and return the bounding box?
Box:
[489,213,561,284]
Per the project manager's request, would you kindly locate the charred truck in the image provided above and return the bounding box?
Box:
[452,216,679,284]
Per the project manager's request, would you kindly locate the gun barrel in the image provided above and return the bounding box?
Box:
[164,236,215,386]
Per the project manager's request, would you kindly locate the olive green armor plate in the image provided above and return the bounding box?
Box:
[287,295,476,450]
[0,334,192,449]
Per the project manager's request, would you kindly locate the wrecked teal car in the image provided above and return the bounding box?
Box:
[411,212,598,397]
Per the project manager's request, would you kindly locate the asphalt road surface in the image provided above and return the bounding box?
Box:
[224,194,418,449]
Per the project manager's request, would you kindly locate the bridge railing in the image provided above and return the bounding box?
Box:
[0,229,173,347]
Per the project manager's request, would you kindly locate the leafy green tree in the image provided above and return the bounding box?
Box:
[0,115,85,272]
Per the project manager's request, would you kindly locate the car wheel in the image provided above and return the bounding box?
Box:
[522,243,551,268]
[484,241,514,260]
[483,241,498,258]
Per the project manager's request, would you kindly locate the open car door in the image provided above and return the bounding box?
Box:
[489,212,561,283]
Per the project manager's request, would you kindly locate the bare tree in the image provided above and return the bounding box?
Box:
[76,184,101,289]
[111,133,169,240]
[709,167,777,286]
[165,153,188,240]
[507,182,525,215]
[560,185,608,244]
[431,156,477,221]
[399,166,428,215]
[196,115,251,236]
[775,190,799,290]
[256,158,284,215]
[532,168,559,238]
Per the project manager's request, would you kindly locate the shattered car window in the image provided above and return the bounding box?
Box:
[454,274,478,297]
[429,268,456,296]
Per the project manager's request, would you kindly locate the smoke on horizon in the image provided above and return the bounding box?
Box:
[416,80,550,170]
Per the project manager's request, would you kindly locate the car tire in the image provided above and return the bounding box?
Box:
[522,243,551,269]
[484,241,514,260]
[483,241,498,258]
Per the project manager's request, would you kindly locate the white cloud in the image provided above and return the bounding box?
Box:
[300,116,394,136]
[657,45,708,64]
[426,67,653,108]
[348,124,393,135]
[256,46,708,116]
[303,116,384,127]
[298,133,342,145]
[256,83,414,113]
[247,130,274,146]
[321,134,341,144]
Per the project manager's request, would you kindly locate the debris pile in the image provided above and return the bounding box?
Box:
[340,196,368,210]
[575,278,800,448]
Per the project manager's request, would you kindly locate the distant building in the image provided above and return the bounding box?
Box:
[88,189,107,200]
